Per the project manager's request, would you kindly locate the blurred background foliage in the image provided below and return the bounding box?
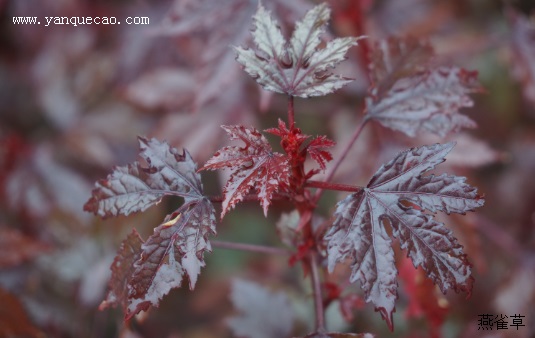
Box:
[1,0,534,337]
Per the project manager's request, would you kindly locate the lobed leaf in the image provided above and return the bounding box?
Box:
[369,36,434,96]
[365,37,482,137]
[126,199,216,319]
[235,3,360,98]
[89,137,218,320]
[324,143,483,330]
[200,125,290,217]
[325,190,398,329]
[84,137,202,217]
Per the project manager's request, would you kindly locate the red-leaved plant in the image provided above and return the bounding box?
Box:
[85,3,484,337]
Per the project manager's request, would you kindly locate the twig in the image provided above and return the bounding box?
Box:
[306,180,363,193]
[288,95,295,129]
[208,194,257,203]
[309,251,326,333]
[209,193,289,203]
[211,240,291,256]
[313,118,368,202]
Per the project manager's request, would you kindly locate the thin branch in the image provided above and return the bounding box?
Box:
[306,180,363,193]
[211,240,291,256]
[288,95,295,130]
[208,193,289,203]
[208,194,257,203]
[309,252,326,333]
[313,118,368,202]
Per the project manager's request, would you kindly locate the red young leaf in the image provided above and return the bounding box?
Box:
[324,143,483,330]
[235,3,361,97]
[227,278,294,338]
[265,119,335,172]
[84,137,202,218]
[200,125,290,217]
[307,135,336,170]
[365,37,482,137]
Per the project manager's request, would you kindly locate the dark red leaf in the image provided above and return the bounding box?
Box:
[365,37,482,137]
[126,198,216,320]
[84,137,203,218]
[235,3,360,97]
[324,143,483,330]
[89,137,218,320]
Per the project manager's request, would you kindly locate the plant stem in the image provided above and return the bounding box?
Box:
[208,193,288,203]
[211,240,291,256]
[309,251,326,333]
[208,195,256,203]
[306,180,362,192]
[288,95,295,129]
[313,118,368,202]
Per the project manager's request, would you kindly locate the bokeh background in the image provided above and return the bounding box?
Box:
[1,0,534,337]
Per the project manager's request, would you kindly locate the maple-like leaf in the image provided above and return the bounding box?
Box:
[365,37,482,137]
[200,125,290,217]
[324,143,483,330]
[127,198,216,319]
[87,137,217,320]
[369,36,434,98]
[235,3,360,97]
[84,137,202,217]
[227,278,294,338]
